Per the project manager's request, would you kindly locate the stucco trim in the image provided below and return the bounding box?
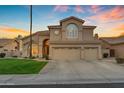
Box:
[60,16,85,25]
[48,25,61,29]
[83,25,97,29]
[50,41,101,45]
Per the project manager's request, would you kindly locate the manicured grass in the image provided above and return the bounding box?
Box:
[0,58,48,74]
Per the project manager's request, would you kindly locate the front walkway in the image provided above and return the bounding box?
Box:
[1,59,124,85]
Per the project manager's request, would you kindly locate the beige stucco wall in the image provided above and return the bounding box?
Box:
[21,43,29,57]
[112,44,124,58]
[50,28,61,41]
[82,28,94,41]
[49,19,95,42]
[22,34,49,57]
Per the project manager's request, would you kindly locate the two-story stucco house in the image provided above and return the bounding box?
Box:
[21,16,102,61]
[48,16,102,60]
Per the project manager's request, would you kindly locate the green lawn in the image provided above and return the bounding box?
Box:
[0,58,48,74]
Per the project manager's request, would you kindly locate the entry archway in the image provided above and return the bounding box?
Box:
[42,39,49,58]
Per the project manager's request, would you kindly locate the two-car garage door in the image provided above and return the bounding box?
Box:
[52,47,98,61]
[53,48,80,60]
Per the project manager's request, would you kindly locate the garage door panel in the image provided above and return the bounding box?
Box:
[53,48,80,60]
[84,47,98,61]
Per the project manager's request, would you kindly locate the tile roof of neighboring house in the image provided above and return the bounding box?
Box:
[0,39,15,46]
[22,30,49,40]
[100,36,124,45]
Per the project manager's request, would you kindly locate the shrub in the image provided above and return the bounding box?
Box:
[116,58,124,64]
[12,56,18,58]
[103,53,108,58]
[44,54,49,60]
[31,56,36,59]
[0,53,6,58]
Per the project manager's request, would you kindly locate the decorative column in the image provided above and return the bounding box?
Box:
[49,45,52,59]
[38,42,43,58]
[81,46,84,60]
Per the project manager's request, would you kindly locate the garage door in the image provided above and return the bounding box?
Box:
[53,48,80,60]
[84,47,98,61]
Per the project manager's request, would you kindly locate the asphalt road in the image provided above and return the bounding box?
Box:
[1,83,124,88]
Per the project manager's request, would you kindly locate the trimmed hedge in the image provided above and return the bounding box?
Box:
[116,58,124,64]
[0,53,6,58]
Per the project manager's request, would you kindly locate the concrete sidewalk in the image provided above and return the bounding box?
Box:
[1,59,124,85]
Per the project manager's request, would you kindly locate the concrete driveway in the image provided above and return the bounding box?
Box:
[1,59,124,85]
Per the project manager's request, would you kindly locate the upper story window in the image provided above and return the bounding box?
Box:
[66,23,79,39]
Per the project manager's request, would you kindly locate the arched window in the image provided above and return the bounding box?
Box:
[66,23,79,39]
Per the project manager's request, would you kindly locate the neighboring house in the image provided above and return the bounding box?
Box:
[0,39,20,57]
[22,16,102,61]
[100,36,124,58]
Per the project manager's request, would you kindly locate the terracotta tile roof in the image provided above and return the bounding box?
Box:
[38,30,49,36]
[100,36,124,45]
[0,39,14,46]
[22,30,49,40]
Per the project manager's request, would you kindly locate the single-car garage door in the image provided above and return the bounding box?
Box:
[84,47,98,61]
[53,48,80,60]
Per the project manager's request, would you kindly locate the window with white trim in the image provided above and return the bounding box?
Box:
[66,23,79,39]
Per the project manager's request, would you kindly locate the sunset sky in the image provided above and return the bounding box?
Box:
[0,5,124,38]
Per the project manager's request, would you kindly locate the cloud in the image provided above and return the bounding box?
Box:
[89,6,124,23]
[53,5,84,13]
[91,5,101,13]
[0,26,29,38]
[111,23,124,31]
[120,32,124,36]
[75,5,84,13]
[53,5,69,12]
[103,23,124,37]
[47,14,54,19]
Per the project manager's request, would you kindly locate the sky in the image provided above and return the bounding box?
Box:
[0,5,124,38]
